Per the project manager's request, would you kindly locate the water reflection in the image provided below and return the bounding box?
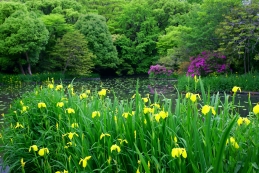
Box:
[0,77,258,117]
[0,158,9,173]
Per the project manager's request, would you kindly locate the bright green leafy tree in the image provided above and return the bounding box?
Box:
[113,1,159,75]
[151,0,191,32]
[181,0,240,56]
[0,1,27,72]
[51,30,95,75]
[85,0,126,33]
[19,0,83,24]
[38,13,73,72]
[0,2,49,75]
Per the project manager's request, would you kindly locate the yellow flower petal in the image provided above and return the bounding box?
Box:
[111,144,121,153]
[253,104,259,115]
[232,86,241,93]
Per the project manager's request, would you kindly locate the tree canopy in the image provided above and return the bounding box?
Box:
[0,0,259,76]
[51,30,95,75]
[0,2,49,74]
[75,14,119,72]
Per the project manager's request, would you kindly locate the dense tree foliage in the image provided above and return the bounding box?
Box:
[75,14,119,73]
[216,2,259,73]
[113,1,160,75]
[0,0,259,76]
[51,30,95,75]
[0,2,49,75]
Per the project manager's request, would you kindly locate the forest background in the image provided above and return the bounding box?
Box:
[0,0,259,77]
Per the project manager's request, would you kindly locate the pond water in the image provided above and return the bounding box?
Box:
[0,77,258,117]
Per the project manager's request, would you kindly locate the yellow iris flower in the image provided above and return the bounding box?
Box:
[194,75,199,83]
[122,112,129,118]
[111,144,121,153]
[15,122,24,129]
[154,113,161,122]
[92,111,100,118]
[226,137,239,149]
[237,117,250,126]
[79,156,91,168]
[38,102,46,108]
[118,138,128,144]
[80,93,87,100]
[56,102,64,108]
[48,84,54,89]
[253,104,259,115]
[232,86,241,93]
[21,158,26,168]
[201,105,216,115]
[185,92,192,98]
[55,170,68,173]
[21,106,28,113]
[159,111,168,119]
[190,94,200,102]
[55,85,63,91]
[66,108,75,114]
[171,148,187,158]
[71,123,79,128]
[38,148,49,156]
[98,89,107,96]
[68,132,78,140]
[100,133,111,140]
[29,145,38,152]
[142,97,148,103]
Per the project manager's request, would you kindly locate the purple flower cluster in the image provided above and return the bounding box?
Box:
[187,51,229,77]
[148,64,173,77]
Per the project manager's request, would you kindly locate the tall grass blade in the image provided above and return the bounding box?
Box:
[213,116,237,173]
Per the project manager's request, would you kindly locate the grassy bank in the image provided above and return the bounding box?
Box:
[177,73,259,93]
[0,73,100,85]
[0,78,259,172]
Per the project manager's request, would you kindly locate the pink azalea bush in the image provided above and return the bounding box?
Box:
[148,64,174,78]
[187,51,229,77]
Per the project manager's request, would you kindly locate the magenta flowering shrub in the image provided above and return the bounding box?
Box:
[148,64,174,78]
[187,51,229,77]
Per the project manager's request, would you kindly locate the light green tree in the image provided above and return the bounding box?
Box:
[39,13,73,72]
[51,30,95,75]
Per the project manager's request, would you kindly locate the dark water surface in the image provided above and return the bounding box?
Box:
[0,77,259,116]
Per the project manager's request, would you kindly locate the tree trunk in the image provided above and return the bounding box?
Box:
[19,63,25,75]
[25,52,32,75]
[247,48,250,72]
[244,51,247,74]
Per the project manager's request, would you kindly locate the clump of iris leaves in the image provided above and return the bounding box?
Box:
[0,78,259,173]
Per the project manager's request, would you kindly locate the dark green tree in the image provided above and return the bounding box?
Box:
[216,2,259,73]
[75,14,119,73]
[0,5,49,75]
